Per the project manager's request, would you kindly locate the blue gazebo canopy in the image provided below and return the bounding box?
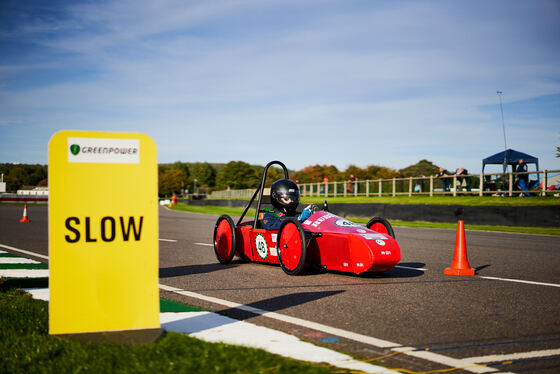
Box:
[482,149,539,173]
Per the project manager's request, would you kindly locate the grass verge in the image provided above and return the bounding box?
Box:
[209,195,560,206]
[171,202,256,217]
[0,285,337,374]
[170,203,560,236]
[298,195,558,206]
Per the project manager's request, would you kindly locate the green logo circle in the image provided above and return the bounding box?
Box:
[70,144,80,155]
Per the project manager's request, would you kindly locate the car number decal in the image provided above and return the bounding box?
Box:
[255,234,268,259]
[334,219,358,227]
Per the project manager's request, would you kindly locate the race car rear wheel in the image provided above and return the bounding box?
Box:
[213,215,237,264]
[366,217,395,239]
[277,218,307,275]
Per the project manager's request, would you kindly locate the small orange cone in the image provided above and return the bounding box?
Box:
[19,204,30,223]
[444,220,475,276]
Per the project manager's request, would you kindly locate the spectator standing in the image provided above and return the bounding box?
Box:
[455,168,471,192]
[515,159,530,197]
[435,167,450,192]
[347,174,354,193]
[321,175,329,194]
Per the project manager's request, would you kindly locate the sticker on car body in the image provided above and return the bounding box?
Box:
[361,233,387,240]
[255,234,268,259]
[307,213,337,228]
[270,247,278,256]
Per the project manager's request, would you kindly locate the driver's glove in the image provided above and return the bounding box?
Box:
[300,206,312,221]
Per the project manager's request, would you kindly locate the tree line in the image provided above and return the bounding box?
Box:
[0,164,48,192]
[1,160,442,196]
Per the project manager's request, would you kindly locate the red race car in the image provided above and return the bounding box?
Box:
[213,161,401,275]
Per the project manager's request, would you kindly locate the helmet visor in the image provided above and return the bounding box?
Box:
[278,190,299,205]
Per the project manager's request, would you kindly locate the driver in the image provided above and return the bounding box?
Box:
[262,179,313,230]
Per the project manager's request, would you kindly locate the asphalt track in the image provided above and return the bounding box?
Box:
[1,204,559,373]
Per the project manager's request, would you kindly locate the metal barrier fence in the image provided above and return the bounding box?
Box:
[209,170,560,199]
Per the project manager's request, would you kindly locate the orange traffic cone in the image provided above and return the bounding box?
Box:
[19,204,30,223]
[444,220,475,276]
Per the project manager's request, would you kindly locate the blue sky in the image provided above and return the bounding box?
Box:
[1,0,559,173]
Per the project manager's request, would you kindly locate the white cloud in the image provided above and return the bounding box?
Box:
[0,0,559,172]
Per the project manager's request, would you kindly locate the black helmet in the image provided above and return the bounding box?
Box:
[270,179,300,215]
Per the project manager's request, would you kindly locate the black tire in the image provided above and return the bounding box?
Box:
[277,218,307,275]
[213,215,237,264]
[366,216,395,239]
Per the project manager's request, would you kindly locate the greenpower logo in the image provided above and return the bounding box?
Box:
[70,144,80,155]
[67,137,140,164]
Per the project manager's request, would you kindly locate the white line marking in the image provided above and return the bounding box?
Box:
[3,243,555,373]
[22,281,398,374]
[479,276,560,288]
[190,243,560,290]
[464,348,560,364]
[161,312,398,373]
[0,257,40,264]
[0,269,49,278]
[0,244,49,260]
[19,285,397,373]
[158,284,401,348]
[392,347,497,374]
[23,288,50,301]
[395,265,427,271]
[159,238,178,242]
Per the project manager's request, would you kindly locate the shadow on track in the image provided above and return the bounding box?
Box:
[162,290,345,334]
[219,290,345,323]
[159,262,240,278]
[357,262,425,278]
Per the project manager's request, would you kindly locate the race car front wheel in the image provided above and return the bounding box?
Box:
[277,218,307,275]
[213,215,237,264]
[366,217,395,239]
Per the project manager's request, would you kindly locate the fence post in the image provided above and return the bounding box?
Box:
[378,180,382,197]
[429,175,433,197]
[344,182,347,197]
[508,172,513,196]
[333,181,337,197]
[542,170,548,196]
[452,175,457,197]
[325,182,328,198]
[392,178,396,197]
[408,177,413,197]
[479,173,483,196]
[354,181,358,197]
[366,180,370,197]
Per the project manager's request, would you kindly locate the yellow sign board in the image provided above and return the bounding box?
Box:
[48,130,160,337]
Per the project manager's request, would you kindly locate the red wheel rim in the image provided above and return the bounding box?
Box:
[279,223,302,271]
[370,222,389,235]
[215,219,233,259]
